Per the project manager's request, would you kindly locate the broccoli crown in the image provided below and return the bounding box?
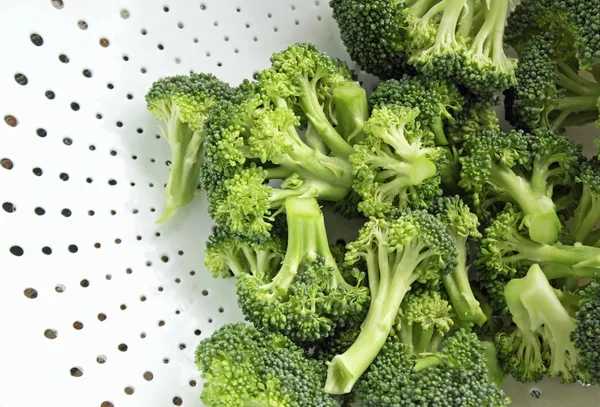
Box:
[202,44,365,237]
[146,73,236,132]
[329,0,410,79]
[446,91,500,145]
[393,290,456,354]
[370,76,463,132]
[460,128,579,244]
[433,195,481,240]
[235,197,370,344]
[145,73,237,223]
[571,282,600,385]
[505,32,600,131]
[204,225,286,279]
[350,105,445,217]
[356,329,510,407]
[495,264,582,383]
[325,210,457,394]
[196,323,343,407]
[570,157,600,245]
[506,0,600,70]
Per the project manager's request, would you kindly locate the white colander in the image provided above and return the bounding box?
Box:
[0,1,598,406]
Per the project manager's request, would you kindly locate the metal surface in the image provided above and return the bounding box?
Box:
[0,0,597,406]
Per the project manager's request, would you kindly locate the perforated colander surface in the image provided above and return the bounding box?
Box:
[1,1,599,406]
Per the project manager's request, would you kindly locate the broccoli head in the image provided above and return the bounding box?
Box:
[571,282,600,385]
[203,43,367,237]
[235,197,369,344]
[350,105,445,217]
[324,209,457,394]
[355,329,510,407]
[145,73,237,223]
[504,32,600,132]
[460,128,580,244]
[196,323,343,407]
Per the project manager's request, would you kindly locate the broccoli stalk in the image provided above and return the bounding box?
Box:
[331,82,368,145]
[324,210,457,394]
[434,196,487,325]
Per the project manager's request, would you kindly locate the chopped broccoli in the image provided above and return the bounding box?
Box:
[355,329,510,407]
[324,210,457,394]
[350,105,445,217]
[202,44,367,237]
[234,197,369,344]
[196,323,343,407]
[434,196,487,326]
[460,128,580,244]
[330,0,516,93]
[478,204,600,281]
[570,157,600,245]
[494,264,599,383]
[504,32,600,132]
[145,73,237,223]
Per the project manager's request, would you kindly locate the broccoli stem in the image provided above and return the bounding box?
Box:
[569,187,600,244]
[299,77,354,159]
[325,245,422,394]
[158,114,200,223]
[431,116,450,146]
[443,236,487,326]
[457,0,475,39]
[270,179,350,209]
[268,197,339,295]
[430,0,465,50]
[489,166,561,245]
[556,62,600,96]
[414,325,436,354]
[304,122,328,154]
[505,264,578,378]
[332,82,368,145]
[414,355,442,372]
[406,0,439,19]
[548,96,600,130]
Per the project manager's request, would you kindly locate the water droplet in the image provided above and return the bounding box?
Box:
[529,389,541,398]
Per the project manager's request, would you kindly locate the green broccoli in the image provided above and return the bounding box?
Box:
[355,329,510,407]
[233,197,369,344]
[569,157,600,245]
[494,264,599,383]
[478,204,600,282]
[506,0,600,71]
[195,323,343,407]
[202,43,366,237]
[460,128,580,244]
[324,210,457,394]
[504,32,600,132]
[330,0,517,93]
[145,73,237,223]
[350,105,445,217]
[434,196,487,325]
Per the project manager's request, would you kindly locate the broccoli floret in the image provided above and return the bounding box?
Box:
[506,0,600,71]
[504,32,600,132]
[393,290,456,354]
[478,204,600,281]
[495,264,584,383]
[324,210,457,394]
[145,73,236,223]
[204,225,286,279]
[330,0,516,93]
[235,197,369,344]
[355,329,510,407]
[350,105,445,217]
[569,157,600,245]
[195,323,343,407]
[434,196,487,326]
[571,282,600,385]
[460,128,580,244]
[203,44,367,237]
